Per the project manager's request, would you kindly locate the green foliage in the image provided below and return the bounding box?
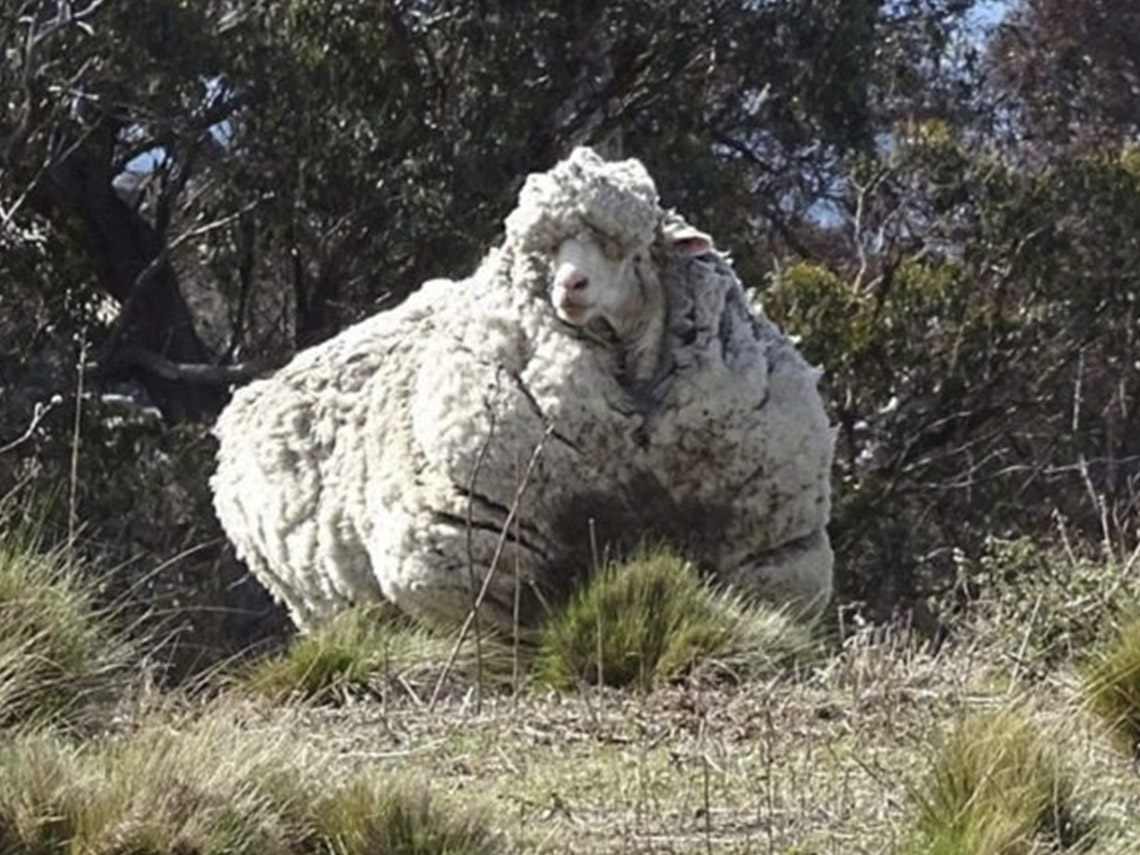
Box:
[956,538,1139,672]
[765,135,1140,612]
[907,710,1089,854]
[536,546,815,690]
[1083,617,1140,757]
[0,707,497,855]
[0,529,131,729]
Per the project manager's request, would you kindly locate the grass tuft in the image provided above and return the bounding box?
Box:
[242,603,512,703]
[1082,615,1140,757]
[907,708,1090,854]
[536,545,816,690]
[0,705,497,855]
[315,777,497,855]
[0,532,131,729]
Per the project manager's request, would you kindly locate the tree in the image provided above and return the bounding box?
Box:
[990,0,1140,152]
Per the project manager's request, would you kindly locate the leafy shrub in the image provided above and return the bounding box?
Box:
[1083,616,1140,757]
[535,546,816,690]
[954,537,1139,673]
[907,709,1090,854]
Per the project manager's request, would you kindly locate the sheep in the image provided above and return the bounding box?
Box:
[211,147,835,633]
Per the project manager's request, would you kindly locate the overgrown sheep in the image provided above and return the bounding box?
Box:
[211,147,836,632]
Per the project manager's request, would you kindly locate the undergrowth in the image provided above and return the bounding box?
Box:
[241,603,513,703]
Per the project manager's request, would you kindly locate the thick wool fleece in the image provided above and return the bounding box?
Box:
[211,147,835,632]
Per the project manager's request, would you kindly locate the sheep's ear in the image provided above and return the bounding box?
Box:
[665,224,712,255]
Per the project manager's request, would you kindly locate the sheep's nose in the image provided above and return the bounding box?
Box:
[567,274,589,293]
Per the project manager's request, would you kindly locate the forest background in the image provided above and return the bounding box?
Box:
[2,0,1137,667]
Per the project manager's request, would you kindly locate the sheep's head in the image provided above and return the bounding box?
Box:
[549,231,641,327]
[549,222,712,329]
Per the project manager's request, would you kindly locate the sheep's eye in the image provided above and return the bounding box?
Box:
[596,234,625,260]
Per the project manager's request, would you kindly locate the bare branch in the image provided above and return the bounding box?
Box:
[95,347,277,386]
[0,396,60,454]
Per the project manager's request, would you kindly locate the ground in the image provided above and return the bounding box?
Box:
[257,622,1140,854]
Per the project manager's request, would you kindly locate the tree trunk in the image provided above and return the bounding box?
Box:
[39,140,228,422]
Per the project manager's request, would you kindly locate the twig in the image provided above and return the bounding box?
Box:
[512,448,523,702]
[465,405,498,716]
[96,347,273,385]
[429,425,552,710]
[0,396,60,454]
[67,329,88,565]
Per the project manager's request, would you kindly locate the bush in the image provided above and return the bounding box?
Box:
[535,546,816,690]
[0,531,131,729]
[907,709,1090,854]
[954,538,1139,674]
[1083,616,1140,757]
[0,706,497,855]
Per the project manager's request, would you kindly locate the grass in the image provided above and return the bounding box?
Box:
[906,708,1090,855]
[1083,615,1140,757]
[0,531,131,729]
[0,704,498,855]
[314,777,496,855]
[535,545,817,690]
[241,603,513,703]
[4,510,1140,854]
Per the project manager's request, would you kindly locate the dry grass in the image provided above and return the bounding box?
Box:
[240,603,515,704]
[0,532,132,729]
[269,618,1134,854]
[4,526,1140,854]
[905,708,1091,854]
[1083,615,1140,757]
[0,703,498,855]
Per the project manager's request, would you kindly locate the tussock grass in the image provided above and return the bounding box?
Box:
[907,709,1090,855]
[242,603,512,702]
[0,705,497,855]
[315,777,497,855]
[536,546,816,690]
[1083,616,1140,757]
[0,532,131,729]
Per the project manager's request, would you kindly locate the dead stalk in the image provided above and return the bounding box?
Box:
[67,330,88,567]
[429,425,552,710]
[465,407,498,715]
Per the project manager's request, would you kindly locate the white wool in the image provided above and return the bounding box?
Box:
[211,147,835,631]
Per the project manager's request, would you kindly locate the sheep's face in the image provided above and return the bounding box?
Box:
[550,233,643,328]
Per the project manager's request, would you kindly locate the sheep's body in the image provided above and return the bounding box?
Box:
[212,148,835,632]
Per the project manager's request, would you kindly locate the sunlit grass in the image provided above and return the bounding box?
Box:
[242,603,513,703]
[906,708,1091,854]
[1083,615,1140,757]
[0,531,131,729]
[536,545,817,690]
[0,705,498,855]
